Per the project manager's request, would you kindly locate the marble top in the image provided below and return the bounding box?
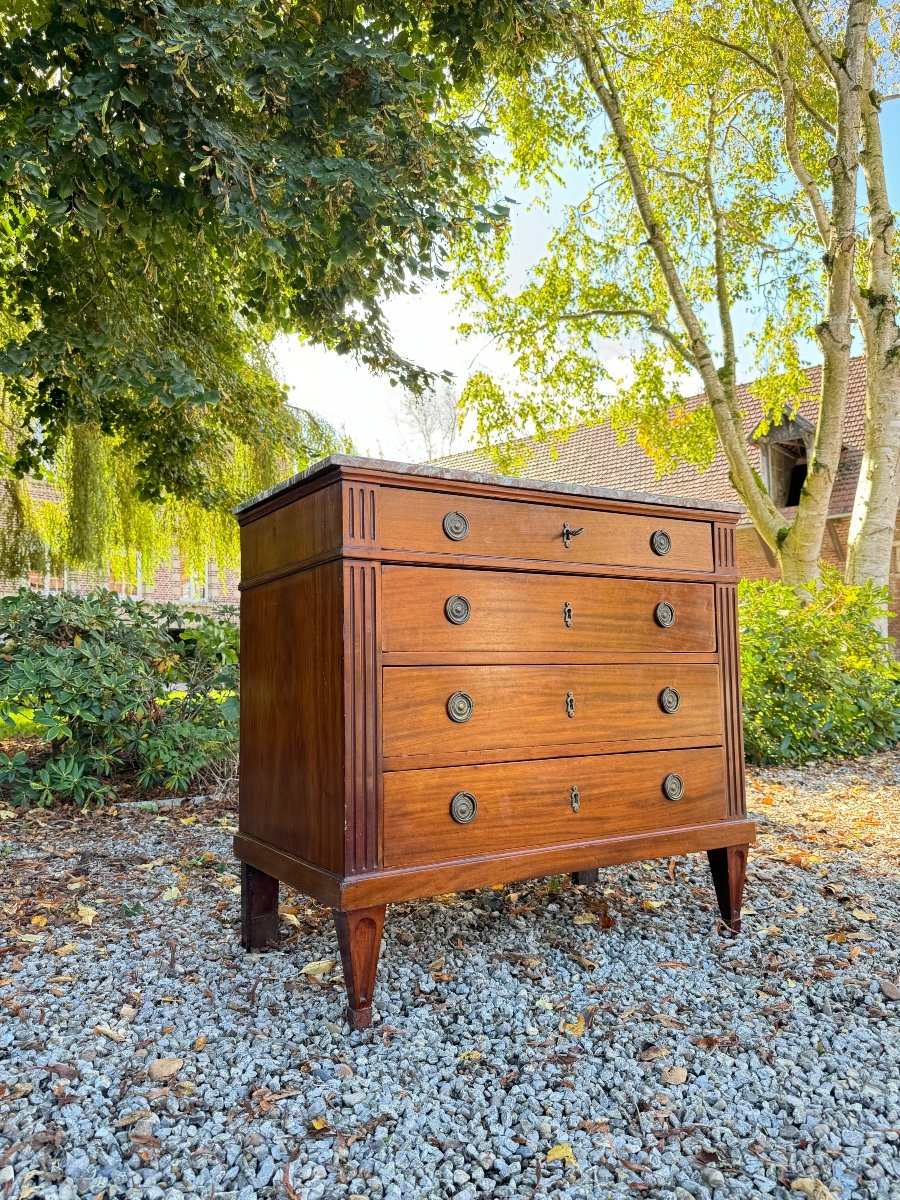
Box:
[234,454,744,516]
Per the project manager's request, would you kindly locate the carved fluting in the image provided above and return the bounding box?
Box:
[345,484,378,545]
[346,563,381,873]
[714,523,736,571]
[715,583,746,818]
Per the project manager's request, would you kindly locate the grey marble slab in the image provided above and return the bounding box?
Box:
[234,454,744,516]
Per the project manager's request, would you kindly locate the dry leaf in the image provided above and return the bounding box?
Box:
[851,910,876,922]
[546,1143,577,1168]
[657,961,691,969]
[642,899,667,910]
[790,1180,836,1200]
[94,1024,126,1043]
[560,1014,585,1038]
[160,886,181,902]
[459,1049,481,1062]
[300,959,335,979]
[310,1116,329,1131]
[53,943,78,956]
[148,1057,183,1081]
[77,905,98,926]
[660,1066,688,1085]
[638,1044,670,1061]
[113,1109,153,1129]
[30,915,48,928]
[880,980,900,1002]
[119,1004,137,1023]
[573,913,597,926]
[194,1035,208,1051]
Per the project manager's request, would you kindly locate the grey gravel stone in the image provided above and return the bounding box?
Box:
[1,752,899,1198]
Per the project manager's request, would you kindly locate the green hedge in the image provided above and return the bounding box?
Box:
[0,589,238,806]
[739,569,900,765]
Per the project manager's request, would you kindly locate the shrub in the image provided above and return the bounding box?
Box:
[0,589,238,806]
[739,568,900,765]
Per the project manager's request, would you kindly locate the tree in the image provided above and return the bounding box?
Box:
[397,382,462,459]
[0,0,558,578]
[454,0,900,590]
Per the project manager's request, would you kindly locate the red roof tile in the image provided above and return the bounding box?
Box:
[436,358,867,520]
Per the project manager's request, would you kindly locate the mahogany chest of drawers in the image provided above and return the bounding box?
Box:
[234,456,755,1029]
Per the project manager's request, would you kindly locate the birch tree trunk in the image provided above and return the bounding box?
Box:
[845,56,900,592]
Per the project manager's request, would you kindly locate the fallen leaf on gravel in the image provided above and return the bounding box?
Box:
[568,951,596,970]
[573,913,597,925]
[148,1057,183,1081]
[160,886,181,902]
[560,1014,585,1038]
[790,1180,836,1200]
[77,904,98,926]
[119,1004,137,1023]
[660,1067,688,1085]
[880,980,900,1001]
[536,998,554,1011]
[53,943,78,956]
[94,1024,126,1043]
[310,1117,329,1131]
[657,961,691,969]
[300,959,335,979]
[30,915,47,927]
[194,1035,207,1051]
[638,1044,670,1061]
[851,910,876,922]
[459,1049,481,1062]
[113,1108,153,1129]
[546,1143,577,1168]
[643,899,667,910]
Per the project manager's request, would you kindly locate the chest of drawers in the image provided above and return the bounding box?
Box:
[234,456,755,1029]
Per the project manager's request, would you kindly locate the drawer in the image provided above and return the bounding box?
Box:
[380,487,713,572]
[381,567,716,655]
[383,747,728,867]
[383,664,723,759]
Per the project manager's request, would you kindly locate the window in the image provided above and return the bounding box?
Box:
[29,567,66,594]
[754,415,814,509]
[180,560,209,603]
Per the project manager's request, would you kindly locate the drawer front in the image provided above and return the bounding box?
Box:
[383,664,723,759]
[382,567,716,654]
[383,747,727,867]
[380,487,713,572]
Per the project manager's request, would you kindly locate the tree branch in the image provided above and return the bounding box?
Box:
[789,0,843,84]
[769,41,832,246]
[556,306,696,365]
[703,96,737,391]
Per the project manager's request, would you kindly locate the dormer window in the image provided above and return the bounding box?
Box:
[752,414,815,509]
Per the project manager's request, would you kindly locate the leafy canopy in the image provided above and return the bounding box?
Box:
[0,0,554,507]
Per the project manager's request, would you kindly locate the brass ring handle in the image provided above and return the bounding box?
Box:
[447,691,474,723]
[443,511,469,541]
[562,522,585,549]
[659,687,681,714]
[662,773,685,801]
[651,530,672,556]
[450,791,478,824]
[445,594,471,624]
[654,601,676,628]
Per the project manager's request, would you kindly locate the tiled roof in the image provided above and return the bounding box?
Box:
[436,357,867,519]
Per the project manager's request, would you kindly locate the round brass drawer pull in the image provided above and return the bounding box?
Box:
[651,529,672,556]
[662,772,685,801]
[443,511,469,541]
[445,594,471,624]
[654,601,676,628]
[447,691,474,723]
[450,791,478,824]
[659,687,681,714]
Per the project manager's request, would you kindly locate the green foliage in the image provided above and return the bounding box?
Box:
[739,570,900,766]
[0,587,239,805]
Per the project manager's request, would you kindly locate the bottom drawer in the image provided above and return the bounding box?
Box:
[383,747,727,868]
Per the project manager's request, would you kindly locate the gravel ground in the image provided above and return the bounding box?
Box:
[1,752,899,1200]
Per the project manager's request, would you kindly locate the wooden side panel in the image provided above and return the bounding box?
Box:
[238,563,344,873]
[714,521,738,575]
[383,746,728,868]
[240,482,343,582]
[382,663,723,759]
[716,582,746,818]
[343,481,379,547]
[382,567,716,654]
[380,486,714,572]
[344,562,382,873]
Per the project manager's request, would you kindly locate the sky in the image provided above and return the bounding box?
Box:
[272,103,900,465]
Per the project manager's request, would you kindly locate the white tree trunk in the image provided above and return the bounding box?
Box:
[846,356,900,589]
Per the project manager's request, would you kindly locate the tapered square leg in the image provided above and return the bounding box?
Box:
[571,869,599,886]
[240,862,279,950]
[333,905,386,1031]
[707,844,749,935]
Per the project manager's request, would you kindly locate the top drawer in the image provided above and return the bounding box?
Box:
[379,487,714,573]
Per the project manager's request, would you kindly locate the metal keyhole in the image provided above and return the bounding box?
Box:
[562,522,585,549]
[566,691,576,718]
[570,785,581,813]
[563,601,573,628]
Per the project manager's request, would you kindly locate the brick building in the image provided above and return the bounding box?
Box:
[436,357,900,641]
[0,477,240,608]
